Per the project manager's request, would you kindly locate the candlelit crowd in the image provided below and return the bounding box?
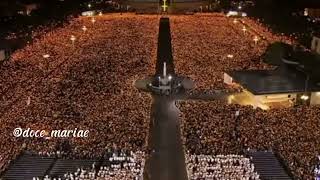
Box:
[0,14,158,174]
[0,12,318,180]
[172,13,317,180]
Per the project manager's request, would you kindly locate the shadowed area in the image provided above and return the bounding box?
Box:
[155,18,175,76]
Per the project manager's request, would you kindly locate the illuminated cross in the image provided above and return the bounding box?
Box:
[162,0,168,12]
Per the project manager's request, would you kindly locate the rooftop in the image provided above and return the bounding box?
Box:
[228,68,320,95]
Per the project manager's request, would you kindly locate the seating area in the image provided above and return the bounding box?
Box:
[3,150,293,180]
[48,159,99,178]
[97,150,145,179]
[2,150,145,180]
[186,154,260,180]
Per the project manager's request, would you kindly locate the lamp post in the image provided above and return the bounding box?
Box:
[227,54,234,59]
[43,54,50,58]
[158,76,161,87]
[168,75,172,88]
[242,26,247,34]
[82,26,87,32]
[70,35,76,48]
[253,36,259,45]
[43,54,50,71]
[91,17,96,24]
[300,74,310,104]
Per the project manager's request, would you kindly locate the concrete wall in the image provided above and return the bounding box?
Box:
[305,8,320,18]
[232,91,297,110]
[0,50,5,61]
[311,36,320,54]
[310,92,320,105]
[256,93,297,104]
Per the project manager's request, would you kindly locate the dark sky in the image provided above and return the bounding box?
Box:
[0,0,319,7]
[254,0,320,8]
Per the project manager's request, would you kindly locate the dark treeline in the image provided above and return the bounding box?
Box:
[247,0,320,48]
[0,0,93,51]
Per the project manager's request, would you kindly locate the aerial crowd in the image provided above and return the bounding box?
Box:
[179,101,319,180]
[34,150,145,180]
[172,14,318,179]
[186,154,260,180]
[171,13,293,92]
[0,14,158,175]
[0,12,318,180]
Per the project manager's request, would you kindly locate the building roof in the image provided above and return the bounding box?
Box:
[227,68,320,95]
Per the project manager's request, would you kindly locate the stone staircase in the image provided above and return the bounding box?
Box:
[1,153,99,180]
[248,151,292,180]
[2,153,55,180]
[48,159,99,178]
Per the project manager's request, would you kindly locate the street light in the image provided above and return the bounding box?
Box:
[43,54,50,58]
[158,76,161,87]
[168,75,173,89]
[91,17,96,24]
[253,36,259,45]
[43,54,50,71]
[227,54,234,58]
[301,94,309,101]
[242,26,247,34]
[70,35,76,47]
[88,3,92,8]
[82,26,87,32]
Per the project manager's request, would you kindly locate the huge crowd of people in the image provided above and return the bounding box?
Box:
[34,150,145,180]
[186,154,260,180]
[0,13,159,174]
[179,101,320,180]
[171,13,294,92]
[0,11,318,180]
[169,13,317,179]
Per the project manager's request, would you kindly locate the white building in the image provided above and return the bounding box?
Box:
[311,36,320,54]
[224,70,320,110]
